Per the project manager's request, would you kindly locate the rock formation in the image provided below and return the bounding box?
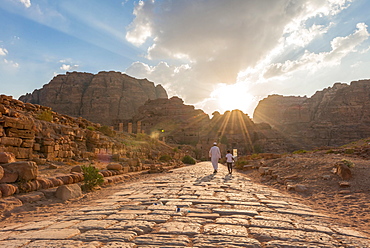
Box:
[253,80,370,150]
[19,71,168,126]
[123,97,289,158]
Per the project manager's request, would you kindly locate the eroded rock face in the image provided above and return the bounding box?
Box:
[19,71,168,126]
[253,80,370,149]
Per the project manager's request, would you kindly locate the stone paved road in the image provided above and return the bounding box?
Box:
[1,162,369,247]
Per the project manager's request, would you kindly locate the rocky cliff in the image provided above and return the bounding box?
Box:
[19,71,168,126]
[253,80,370,149]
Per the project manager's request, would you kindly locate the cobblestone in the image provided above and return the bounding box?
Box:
[1,162,369,247]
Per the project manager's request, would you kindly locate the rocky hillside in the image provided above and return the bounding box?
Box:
[19,71,168,126]
[253,80,370,150]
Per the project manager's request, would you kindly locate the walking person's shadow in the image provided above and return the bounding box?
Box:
[195,173,216,184]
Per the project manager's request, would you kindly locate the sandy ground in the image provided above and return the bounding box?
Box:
[238,151,370,235]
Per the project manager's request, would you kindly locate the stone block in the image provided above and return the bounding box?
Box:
[41,145,54,153]
[0,169,18,183]
[33,143,41,151]
[1,161,38,181]
[0,152,16,164]
[5,128,35,139]
[6,147,32,159]
[0,137,23,147]
[21,139,34,148]
[55,184,82,201]
[107,163,123,170]
[0,184,18,197]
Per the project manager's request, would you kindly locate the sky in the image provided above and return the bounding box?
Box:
[1,0,370,117]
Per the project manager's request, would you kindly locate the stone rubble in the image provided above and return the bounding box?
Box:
[0,162,369,247]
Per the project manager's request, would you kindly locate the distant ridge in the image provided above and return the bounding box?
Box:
[19,71,168,126]
[253,79,370,149]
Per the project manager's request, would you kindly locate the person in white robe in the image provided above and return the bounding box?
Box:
[209,142,221,173]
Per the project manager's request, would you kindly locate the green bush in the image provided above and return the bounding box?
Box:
[99,125,115,137]
[293,149,307,154]
[182,155,196,164]
[81,165,104,191]
[341,159,355,168]
[86,126,96,131]
[159,154,172,162]
[36,110,53,122]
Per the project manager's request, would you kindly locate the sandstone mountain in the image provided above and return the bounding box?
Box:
[253,79,370,150]
[19,71,168,126]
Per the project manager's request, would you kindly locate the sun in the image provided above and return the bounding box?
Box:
[213,83,254,114]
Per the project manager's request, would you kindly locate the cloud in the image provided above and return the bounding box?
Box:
[264,22,369,78]
[125,0,356,110]
[60,64,79,71]
[19,0,31,8]
[4,59,19,68]
[0,48,8,56]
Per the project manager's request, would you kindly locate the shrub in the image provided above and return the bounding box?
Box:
[293,149,307,154]
[36,110,53,122]
[81,165,104,191]
[86,126,96,131]
[99,125,115,137]
[182,155,196,164]
[235,159,248,170]
[159,154,172,162]
[341,159,355,168]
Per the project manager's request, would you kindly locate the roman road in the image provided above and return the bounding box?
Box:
[1,162,369,247]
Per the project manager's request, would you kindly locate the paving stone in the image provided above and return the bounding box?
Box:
[100,242,136,248]
[136,214,171,223]
[249,227,338,244]
[187,212,220,219]
[62,214,108,220]
[264,240,333,248]
[117,209,151,215]
[133,234,191,246]
[107,220,156,234]
[74,230,137,242]
[215,216,250,225]
[157,221,201,235]
[8,229,80,240]
[212,208,259,217]
[14,220,55,231]
[24,240,102,248]
[250,218,295,229]
[203,224,248,236]
[192,234,261,248]
[0,239,31,248]
[106,213,137,220]
[46,220,81,229]
[172,216,215,224]
[73,220,118,230]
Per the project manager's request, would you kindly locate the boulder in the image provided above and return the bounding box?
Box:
[0,184,18,197]
[335,163,352,180]
[70,165,82,173]
[1,161,38,181]
[107,163,123,170]
[0,152,16,164]
[0,166,3,180]
[55,184,82,201]
[0,168,18,183]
